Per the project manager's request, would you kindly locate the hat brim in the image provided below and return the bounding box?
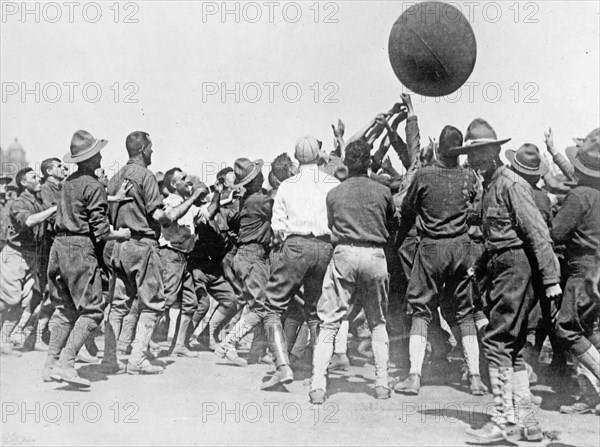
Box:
[234,159,264,187]
[447,138,511,156]
[63,139,108,163]
[505,150,549,177]
[566,146,600,178]
[0,176,12,185]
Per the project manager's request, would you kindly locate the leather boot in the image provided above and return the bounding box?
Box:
[172,314,199,358]
[153,313,170,342]
[260,321,293,390]
[51,317,97,388]
[284,314,303,353]
[42,311,72,380]
[102,308,124,370]
[215,312,261,367]
[299,321,319,366]
[248,324,269,364]
[127,312,164,375]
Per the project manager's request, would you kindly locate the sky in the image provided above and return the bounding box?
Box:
[1,0,599,183]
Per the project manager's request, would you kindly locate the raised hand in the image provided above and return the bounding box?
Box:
[113,179,133,203]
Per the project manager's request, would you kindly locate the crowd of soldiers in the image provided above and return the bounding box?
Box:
[1,94,599,444]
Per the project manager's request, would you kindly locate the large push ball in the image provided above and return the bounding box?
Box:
[389,1,477,97]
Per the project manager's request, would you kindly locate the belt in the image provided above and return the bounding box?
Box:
[288,234,331,244]
[130,232,158,242]
[55,231,91,237]
[336,240,386,249]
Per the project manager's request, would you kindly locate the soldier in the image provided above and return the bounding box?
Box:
[186,184,240,353]
[157,167,209,357]
[214,158,272,367]
[309,139,396,404]
[101,131,200,375]
[394,125,485,396]
[0,168,56,356]
[43,130,131,387]
[505,144,566,379]
[550,129,600,414]
[454,119,561,443]
[28,158,69,351]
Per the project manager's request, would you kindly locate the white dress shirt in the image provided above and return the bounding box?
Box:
[271,164,340,240]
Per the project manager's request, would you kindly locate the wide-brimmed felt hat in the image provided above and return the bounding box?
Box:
[566,129,600,179]
[448,118,511,155]
[0,176,12,185]
[64,130,108,163]
[233,158,264,187]
[506,144,548,177]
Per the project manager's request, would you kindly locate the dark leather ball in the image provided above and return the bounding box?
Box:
[389,1,477,97]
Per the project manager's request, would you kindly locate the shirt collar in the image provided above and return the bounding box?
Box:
[127,158,148,168]
[20,189,40,204]
[485,165,507,188]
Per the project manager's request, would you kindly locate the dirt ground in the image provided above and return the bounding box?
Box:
[1,339,599,447]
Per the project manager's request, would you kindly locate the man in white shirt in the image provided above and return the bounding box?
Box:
[260,135,340,389]
[158,168,208,358]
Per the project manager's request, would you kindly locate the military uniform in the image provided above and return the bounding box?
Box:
[188,217,239,350]
[215,186,272,366]
[0,190,44,354]
[311,174,396,401]
[397,160,482,391]
[552,184,600,372]
[43,168,111,381]
[103,158,165,373]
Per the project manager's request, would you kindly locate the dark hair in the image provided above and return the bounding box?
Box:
[126,131,151,156]
[438,125,463,161]
[16,167,33,191]
[163,167,182,193]
[216,167,234,184]
[271,153,294,183]
[344,140,371,175]
[40,158,61,179]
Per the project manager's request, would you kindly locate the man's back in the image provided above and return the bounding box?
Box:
[272,164,339,239]
[326,175,395,246]
[403,162,476,239]
[107,159,163,238]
